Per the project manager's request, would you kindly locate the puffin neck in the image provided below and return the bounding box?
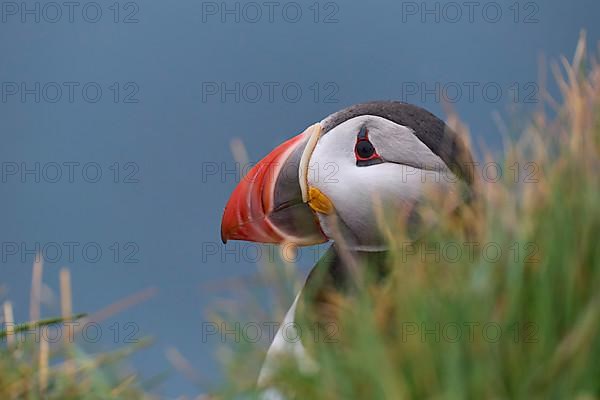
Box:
[301,244,391,302]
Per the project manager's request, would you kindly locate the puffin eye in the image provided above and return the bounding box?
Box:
[355,127,383,167]
[356,141,375,159]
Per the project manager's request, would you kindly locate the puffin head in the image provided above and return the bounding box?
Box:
[221,101,475,251]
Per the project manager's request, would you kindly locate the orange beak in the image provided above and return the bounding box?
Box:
[221,124,328,246]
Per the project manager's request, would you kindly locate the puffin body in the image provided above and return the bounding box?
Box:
[220,101,475,395]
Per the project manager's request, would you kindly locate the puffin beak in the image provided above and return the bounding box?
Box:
[221,123,329,246]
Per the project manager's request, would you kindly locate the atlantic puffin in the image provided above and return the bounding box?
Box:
[220,101,475,396]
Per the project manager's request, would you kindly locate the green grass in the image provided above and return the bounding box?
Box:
[0,338,153,400]
[213,36,600,399]
[0,276,157,399]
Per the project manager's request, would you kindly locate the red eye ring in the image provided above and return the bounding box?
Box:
[354,127,382,165]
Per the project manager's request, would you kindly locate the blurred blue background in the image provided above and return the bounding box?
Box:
[1,0,599,397]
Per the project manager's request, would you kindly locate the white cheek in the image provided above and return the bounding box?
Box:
[310,161,454,228]
[307,116,458,249]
